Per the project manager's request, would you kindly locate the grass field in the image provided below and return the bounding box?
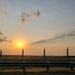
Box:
[1,55,75,62]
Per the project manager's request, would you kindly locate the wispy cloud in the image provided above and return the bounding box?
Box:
[21,12,30,24]
[21,10,40,24]
[0,7,11,23]
[31,10,40,18]
[29,31,75,45]
[0,31,3,35]
[0,8,40,24]
[21,18,29,24]
[0,30,12,43]
[0,8,7,15]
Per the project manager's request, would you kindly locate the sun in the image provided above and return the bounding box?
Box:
[17,42,23,47]
[16,42,24,49]
[13,38,27,49]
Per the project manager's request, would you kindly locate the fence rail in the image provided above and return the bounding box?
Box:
[0,61,75,71]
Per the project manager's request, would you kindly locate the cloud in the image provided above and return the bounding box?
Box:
[0,8,7,15]
[0,30,12,43]
[0,38,7,42]
[21,12,30,24]
[21,10,40,24]
[29,31,75,45]
[0,8,11,23]
[21,18,29,24]
[31,10,40,18]
[0,35,7,42]
[0,32,3,35]
[9,40,12,42]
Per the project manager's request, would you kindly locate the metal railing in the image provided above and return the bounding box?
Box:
[0,61,75,71]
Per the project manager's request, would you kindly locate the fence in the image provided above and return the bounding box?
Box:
[0,48,75,71]
[0,61,74,71]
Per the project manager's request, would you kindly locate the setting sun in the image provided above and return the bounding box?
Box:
[13,38,27,49]
[17,42,23,47]
[16,42,25,49]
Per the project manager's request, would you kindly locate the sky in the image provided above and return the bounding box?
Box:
[0,0,75,56]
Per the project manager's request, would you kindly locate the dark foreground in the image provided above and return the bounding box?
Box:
[0,67,75,75]
[0,71,75,75]
[0,56,75,75]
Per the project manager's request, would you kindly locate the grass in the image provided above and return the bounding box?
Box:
[1,55,75,62]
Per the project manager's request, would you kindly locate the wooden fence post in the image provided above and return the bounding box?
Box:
[22,49,25,71]
[0,51,2,61]
[44,48,46,62]
[43,48,49,71]
[67,48,69,62]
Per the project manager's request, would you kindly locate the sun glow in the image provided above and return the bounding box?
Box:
[16,41,25,49]
[17,42,23,47]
